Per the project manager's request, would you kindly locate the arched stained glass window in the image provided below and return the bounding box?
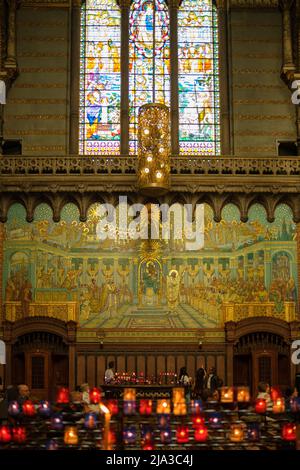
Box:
[79,0,121,155]
[178,0,220,155]
[129,0,170,154]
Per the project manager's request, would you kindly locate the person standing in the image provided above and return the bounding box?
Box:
[104,361,115,384]
[205,367,220,396]
[193,367,207,399]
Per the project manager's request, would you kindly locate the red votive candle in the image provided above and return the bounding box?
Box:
[12,426,26,444]
[282,423,296,441]
[56,387,69,404]
[89,387,101,404]
[192,415,205,428]
[194,425,208,442]
[139,399,152,415]
[176,425,189,444]
[255,398,267,414]
[0,425,11,443]
[107,399,118,415]
[22,400,36,416]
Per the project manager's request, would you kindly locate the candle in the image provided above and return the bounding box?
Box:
[172,387,185,403]
[220,386,234,403]
[123,426,137,444]
[45,439,59,450]
[270,387,281,402]
[191,400,203,414]
[157,414,170,429]
[12,426,26,444]
[139,399,152,415]
[237,387,250,403]
[56,387,69,404]
[208,412,221,429]
[89,387,102,404]
[255,398,267,414]
[84,412,98,429]
[290,397,300,412]
[160,428,172,444]
[194,425,208,442]
[100,403,111,450]
[282,423,296,441]
[124,401,136,415]
[0,425,11,443]
[107,399,118,415]
[51,413,64,430]
[247,423,260,442]
[229,424,244,442]
[8,401,20,416]
[124,388,136,401]
[273,397,285,414]
[192,415,205,428]
[176,425,189,444]
[143,443,155,450]
[64,426,79,445]
[38,400,51,417]
[173,401,187,416]
[22,400,36,417]
[156,399,171,414]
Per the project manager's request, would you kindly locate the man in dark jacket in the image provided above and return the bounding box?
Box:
[205,367,220,395]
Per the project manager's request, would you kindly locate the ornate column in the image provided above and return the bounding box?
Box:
[0,224,4,323]
[4,0,17,68]
[216,0,231,154]
[120,0,130,155]
[225,321,236,386]
[169,0,179,155]
[69,0,82,154]
[296,223,300,315]
[280,0,296,78]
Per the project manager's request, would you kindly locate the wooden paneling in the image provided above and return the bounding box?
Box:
[187,356,195,377]
[87,356,95,388]
[76,355,85,386]
[167,355,176,374]
[97,356,105,387]
[217,355,225,382]
[207,355,216,371]
[127,356,135,373]
[147,356,155,377]
[137,356,145,375]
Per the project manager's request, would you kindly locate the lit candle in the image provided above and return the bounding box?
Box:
[229,424,244,442]
[270,387,281,402]
[124,388,136,401]
[208,412,222,429]
[22,400,36,417]
[64,426,78,445]
[45,439,59,450]
[220,387,234,403]
[142,443,155,450]
[12,426,26,444]
[156,399,171,414]
[157,414,170,429]
[191,400,203,415]
[107,399,118,415]
[273,397,285,414]
[38,400,51,417]
[172,387,185,404]
[139,399,152,415]
[192,415,205,428]
[194,425,208,442]
[51,413,64,430]
[290,397,300,412]
[84,412,98,430]
[160,428,172,444]
[124,400,136,415]
[176,425,189,444]
[89,387,102,404]
[100,403,111,450]
[237,387,250,403]
[8,401,20,416]
[173,401,187,416]
[56,387,69,404]
[0,425,11,443]
[123,426,137,444]
[282,423,296,441]
[247,423,260,442]
[255,398,267,414]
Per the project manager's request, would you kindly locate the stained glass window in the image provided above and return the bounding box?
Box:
[178,0,220,155]
[129,0,170,154]
[79,0,121,155]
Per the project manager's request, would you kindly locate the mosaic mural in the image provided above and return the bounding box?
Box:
[3,203,297,333]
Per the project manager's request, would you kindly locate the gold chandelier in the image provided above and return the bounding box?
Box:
[137,103,170,196]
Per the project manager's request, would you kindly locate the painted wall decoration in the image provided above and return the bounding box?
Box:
[3,203,297,332]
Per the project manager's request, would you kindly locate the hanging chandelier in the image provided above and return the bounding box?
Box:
[137,103,170,196]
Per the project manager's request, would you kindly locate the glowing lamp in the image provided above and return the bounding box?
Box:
[270,387,281,402]
[22,400,36,417]
[137,103,170,196]
[51,413,64,430]
[191,400,203,414]
[89,387,101,404]
[12,426,26,444]
[176,425,189,444]
[124,388,136,401]
[56,387,69,404]
[229,424,244,442]
[273,397,285,414]
[173,402,187,416]
[107,399,118,415]
[156,399,171,414]
[208,412,221,428]
[220,386,234,403]
[124,401,136,415]
[45,439,59,450]
[160,428,172,444]
[8,401,20,416]
[194,425,208,442]
[0,425,11,443]
[84,412,98,430]
[139,399,152,415]
[282,423,296,441]
[172,387,185,404]
[38,400,51,417]
[255,398,267,414]
[192,415,205,428]
[64,426,79,445]
[237,387,250,403]
[123,426,137,444]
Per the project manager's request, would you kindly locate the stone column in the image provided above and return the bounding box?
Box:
[4,0,17,68]
[216,0,231,154]
[0,224,4,323]
[280,0,296,74]
[169,0,179,155]
[120,0,130,155]
[69,0,82,154]
[297,223,300,315]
